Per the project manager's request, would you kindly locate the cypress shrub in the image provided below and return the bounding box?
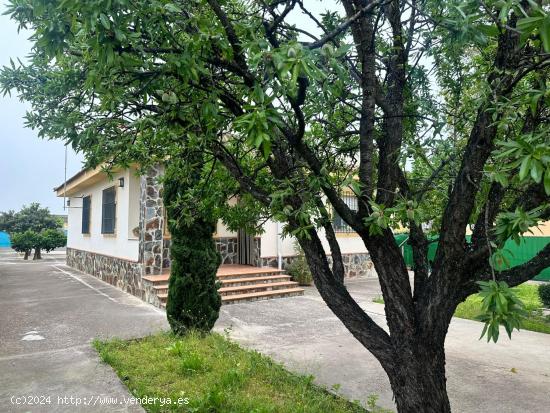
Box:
[163,163,222,335]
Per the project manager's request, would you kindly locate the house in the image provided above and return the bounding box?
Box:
[54,165,376,307]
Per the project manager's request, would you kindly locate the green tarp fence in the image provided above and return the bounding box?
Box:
[396,235,550,281]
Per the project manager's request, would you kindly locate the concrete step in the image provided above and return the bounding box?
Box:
[219,281,299,295]
[151,266,303,307]
[219,274,291,287]
[145,273,290,287]
[216,265,285,279]
[157,292,168,305]
[156,285,305,305]
[221,287,304,304]
[153,284,169,294]
[143,274,169,284]
[145,267,285,283]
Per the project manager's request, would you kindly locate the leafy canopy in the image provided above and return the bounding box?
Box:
[0,203,63,234]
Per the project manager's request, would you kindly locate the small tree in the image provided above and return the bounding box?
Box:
[10,229,66,260]
[11,230,37,260]
[163,159,222,334]
[40,229,67,254]
[0,204,63,259]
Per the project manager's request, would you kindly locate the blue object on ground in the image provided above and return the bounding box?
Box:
[0,231,10,247]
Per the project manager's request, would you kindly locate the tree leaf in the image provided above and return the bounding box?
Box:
[99,13,110,30]
[519,156,531,181]
[540,16,550,53]
[544,168,550,195]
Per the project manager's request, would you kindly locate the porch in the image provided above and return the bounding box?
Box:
[143,264,304,307]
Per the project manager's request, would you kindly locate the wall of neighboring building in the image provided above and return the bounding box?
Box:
[67,168,139,261]
[533,221,550,236]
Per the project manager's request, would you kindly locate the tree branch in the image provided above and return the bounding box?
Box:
[307,0,385,49]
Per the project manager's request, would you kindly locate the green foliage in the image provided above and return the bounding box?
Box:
[517,6,550,53]
[456,283,550,334]
[475,280,527,343]
[495,134,550,194]
[164,161,222,335]
[539,283,550,307]
[94,332,367,413]
[39,229,67,252]
[10,228,66,259]
[0,203,61,235]
[494,207,543,246]
[10,230,38,258]
[363,202,392,236]
[1,0,548,245]
[363,200,422,236]
[179,350,207,375]
[366,394,393,413]
[287,243,313,286]
[372,296,385,304]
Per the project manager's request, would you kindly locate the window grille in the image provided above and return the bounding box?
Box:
[81,195,91,234]
[332,194,357,233]
[101,187,116,234]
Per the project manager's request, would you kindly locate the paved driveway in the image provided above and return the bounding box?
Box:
[215,279,550,413]
[2,248,550,412]
[0,249,168,412]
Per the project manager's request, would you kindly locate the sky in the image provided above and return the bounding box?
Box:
[0,7,84,215]
[0,1,336,216]
[0,0,412,216]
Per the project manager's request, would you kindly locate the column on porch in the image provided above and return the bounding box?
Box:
[138,165,166,275]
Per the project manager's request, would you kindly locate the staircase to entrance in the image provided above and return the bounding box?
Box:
[143,264,305,307]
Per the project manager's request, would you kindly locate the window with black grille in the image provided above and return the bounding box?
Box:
[332,194,358,233]
[81,195,91,234]
[101,187,116,234]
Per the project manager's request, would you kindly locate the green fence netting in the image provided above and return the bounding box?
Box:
[397,235,550,281]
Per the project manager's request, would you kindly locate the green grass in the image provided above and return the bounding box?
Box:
[372,283,550,334]
[94,331,371,413]
[372,296,385,304]
[454,283,550,334]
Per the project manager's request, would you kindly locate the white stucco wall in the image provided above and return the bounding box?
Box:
[127,171,140,239]
[215,221,237,237]
[66,169,139,261]
[259,220,369,258]
[214,197,238,237]
[260,221,296,258]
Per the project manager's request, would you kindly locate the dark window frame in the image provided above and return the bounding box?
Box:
[81,195,91,234]
[101,186,117,234]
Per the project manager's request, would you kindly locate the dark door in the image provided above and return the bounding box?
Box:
[237,229,254,265]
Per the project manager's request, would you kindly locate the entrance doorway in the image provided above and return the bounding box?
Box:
[237,229,254,265]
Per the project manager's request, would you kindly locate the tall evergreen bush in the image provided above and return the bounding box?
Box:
[163,162,221,334]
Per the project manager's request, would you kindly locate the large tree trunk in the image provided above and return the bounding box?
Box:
[388,343,451,413]
[33,248,42,260]
[23,250,29,260]
[296,227,453,413]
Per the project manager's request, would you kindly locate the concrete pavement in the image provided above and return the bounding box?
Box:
[2,247,550,412]
[0,248,168,412]
[215,279,550,412]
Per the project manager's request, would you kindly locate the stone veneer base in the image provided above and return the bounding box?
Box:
[260,252,377,279]
[66,247,150,301]
[66,247,376,309]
